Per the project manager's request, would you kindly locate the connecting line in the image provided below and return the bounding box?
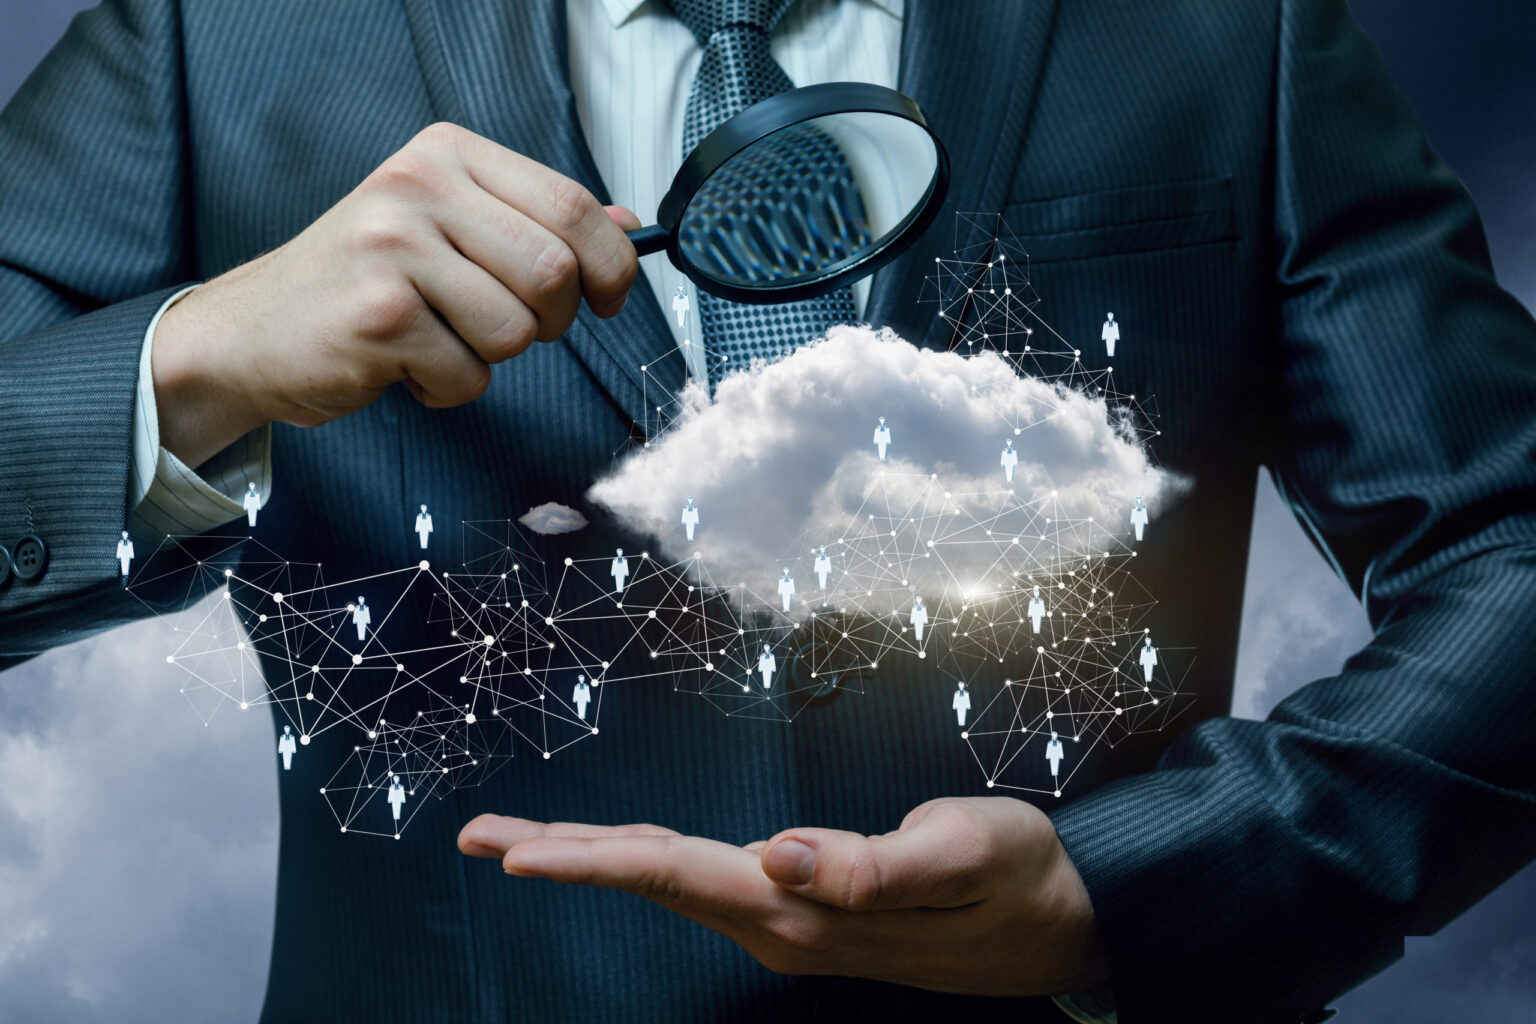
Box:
[129,215,1191,835]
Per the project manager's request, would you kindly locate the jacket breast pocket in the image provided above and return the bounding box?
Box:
[991,177,1253,471]
[999,177,1236,263]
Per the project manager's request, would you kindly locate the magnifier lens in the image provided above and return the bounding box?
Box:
[674,111,940,293]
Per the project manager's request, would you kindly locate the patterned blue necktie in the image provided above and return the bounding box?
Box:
[664,0,866,389]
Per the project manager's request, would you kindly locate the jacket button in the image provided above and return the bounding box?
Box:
[0,543,11,588]
[11,534,48,582]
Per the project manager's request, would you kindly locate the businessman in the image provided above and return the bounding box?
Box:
[2,2,1534,1023]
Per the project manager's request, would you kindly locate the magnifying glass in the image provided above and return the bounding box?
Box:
[626,82,949,305]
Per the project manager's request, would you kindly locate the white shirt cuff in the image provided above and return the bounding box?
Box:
[129,286,273,538]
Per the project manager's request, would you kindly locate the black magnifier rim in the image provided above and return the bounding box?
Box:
[656,82,950,306]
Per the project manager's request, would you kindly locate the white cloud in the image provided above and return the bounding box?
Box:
[518,502,588,536]
[588,326,1183,614]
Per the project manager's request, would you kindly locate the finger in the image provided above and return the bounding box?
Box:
[605,205,642,232]
[502,832,865,980]
[503,834,778,914]
[408,232,542,362]
[395,311,493,409]
[426,191,584,343]
[451,131,637,316]
[458,814,676,858]
[743,840,769,853]
[760,811,992,912]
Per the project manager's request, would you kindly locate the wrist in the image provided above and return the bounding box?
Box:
[151,282,269,468]
[1044,829,1112,994]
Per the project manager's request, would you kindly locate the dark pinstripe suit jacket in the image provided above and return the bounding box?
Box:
[2,1,1534,1021]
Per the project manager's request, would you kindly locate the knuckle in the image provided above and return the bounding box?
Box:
[443,363,492,406]
[588,246,638,310]
[769,916,833,955]
[631,838,689,902]
[411,121,463,155]
[545,177,599,235]
[352,272,421,339]
[530,241,580,304]
[635,870,687,904]
[839,846,884,912]
[481,307,538,360]
[372,148,446,200]
[351,209,418,258]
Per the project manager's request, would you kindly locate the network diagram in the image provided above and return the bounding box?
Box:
[121,213,1191,836]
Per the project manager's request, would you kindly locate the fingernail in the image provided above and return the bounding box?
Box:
[765,839,816,886]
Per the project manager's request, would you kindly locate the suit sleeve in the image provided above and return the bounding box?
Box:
[0,0,198,661]
[1049,1,1536,1021]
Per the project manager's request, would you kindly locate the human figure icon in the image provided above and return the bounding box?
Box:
[1139,635,1158,683]
[387,774,406,822]
[1028,585,1047,633]
[1101,312,1120,358]
[873,416,891,461]
[278,725,298,770]
[243,481,262,527]
[910,595,929,644]
[952,681,971,727]
[681,497,699,541]
[777,567,795,613]
[353,596,371,642]
[610,548,629,593]
[814,546,832,590]
[573,674,591,720]
[115,530,134,578]
[1046,730,1065,782]
[415,504,434,549]
[1130,496,1149,542]
[671,283,691,327]
[757,644,777,690]
[1001,438,1018,483]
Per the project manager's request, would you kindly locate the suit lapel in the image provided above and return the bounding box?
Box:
[865,0,1061,351]
[400,0,684,433]
[398,0,1061,420]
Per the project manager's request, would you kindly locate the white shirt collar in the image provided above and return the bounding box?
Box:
[596,0,903,30]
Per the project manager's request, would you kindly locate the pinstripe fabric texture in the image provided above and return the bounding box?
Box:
[1,1,1533,1023]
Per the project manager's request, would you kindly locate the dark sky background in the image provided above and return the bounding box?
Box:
[0,1,1532,1021]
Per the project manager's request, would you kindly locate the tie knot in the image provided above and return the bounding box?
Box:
[664,0,796,48]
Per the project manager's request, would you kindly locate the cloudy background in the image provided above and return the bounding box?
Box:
[1,1,1532,1019]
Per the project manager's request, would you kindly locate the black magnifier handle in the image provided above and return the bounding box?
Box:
[626,225,670,257]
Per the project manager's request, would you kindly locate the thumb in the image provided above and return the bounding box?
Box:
[759,815,988,912]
